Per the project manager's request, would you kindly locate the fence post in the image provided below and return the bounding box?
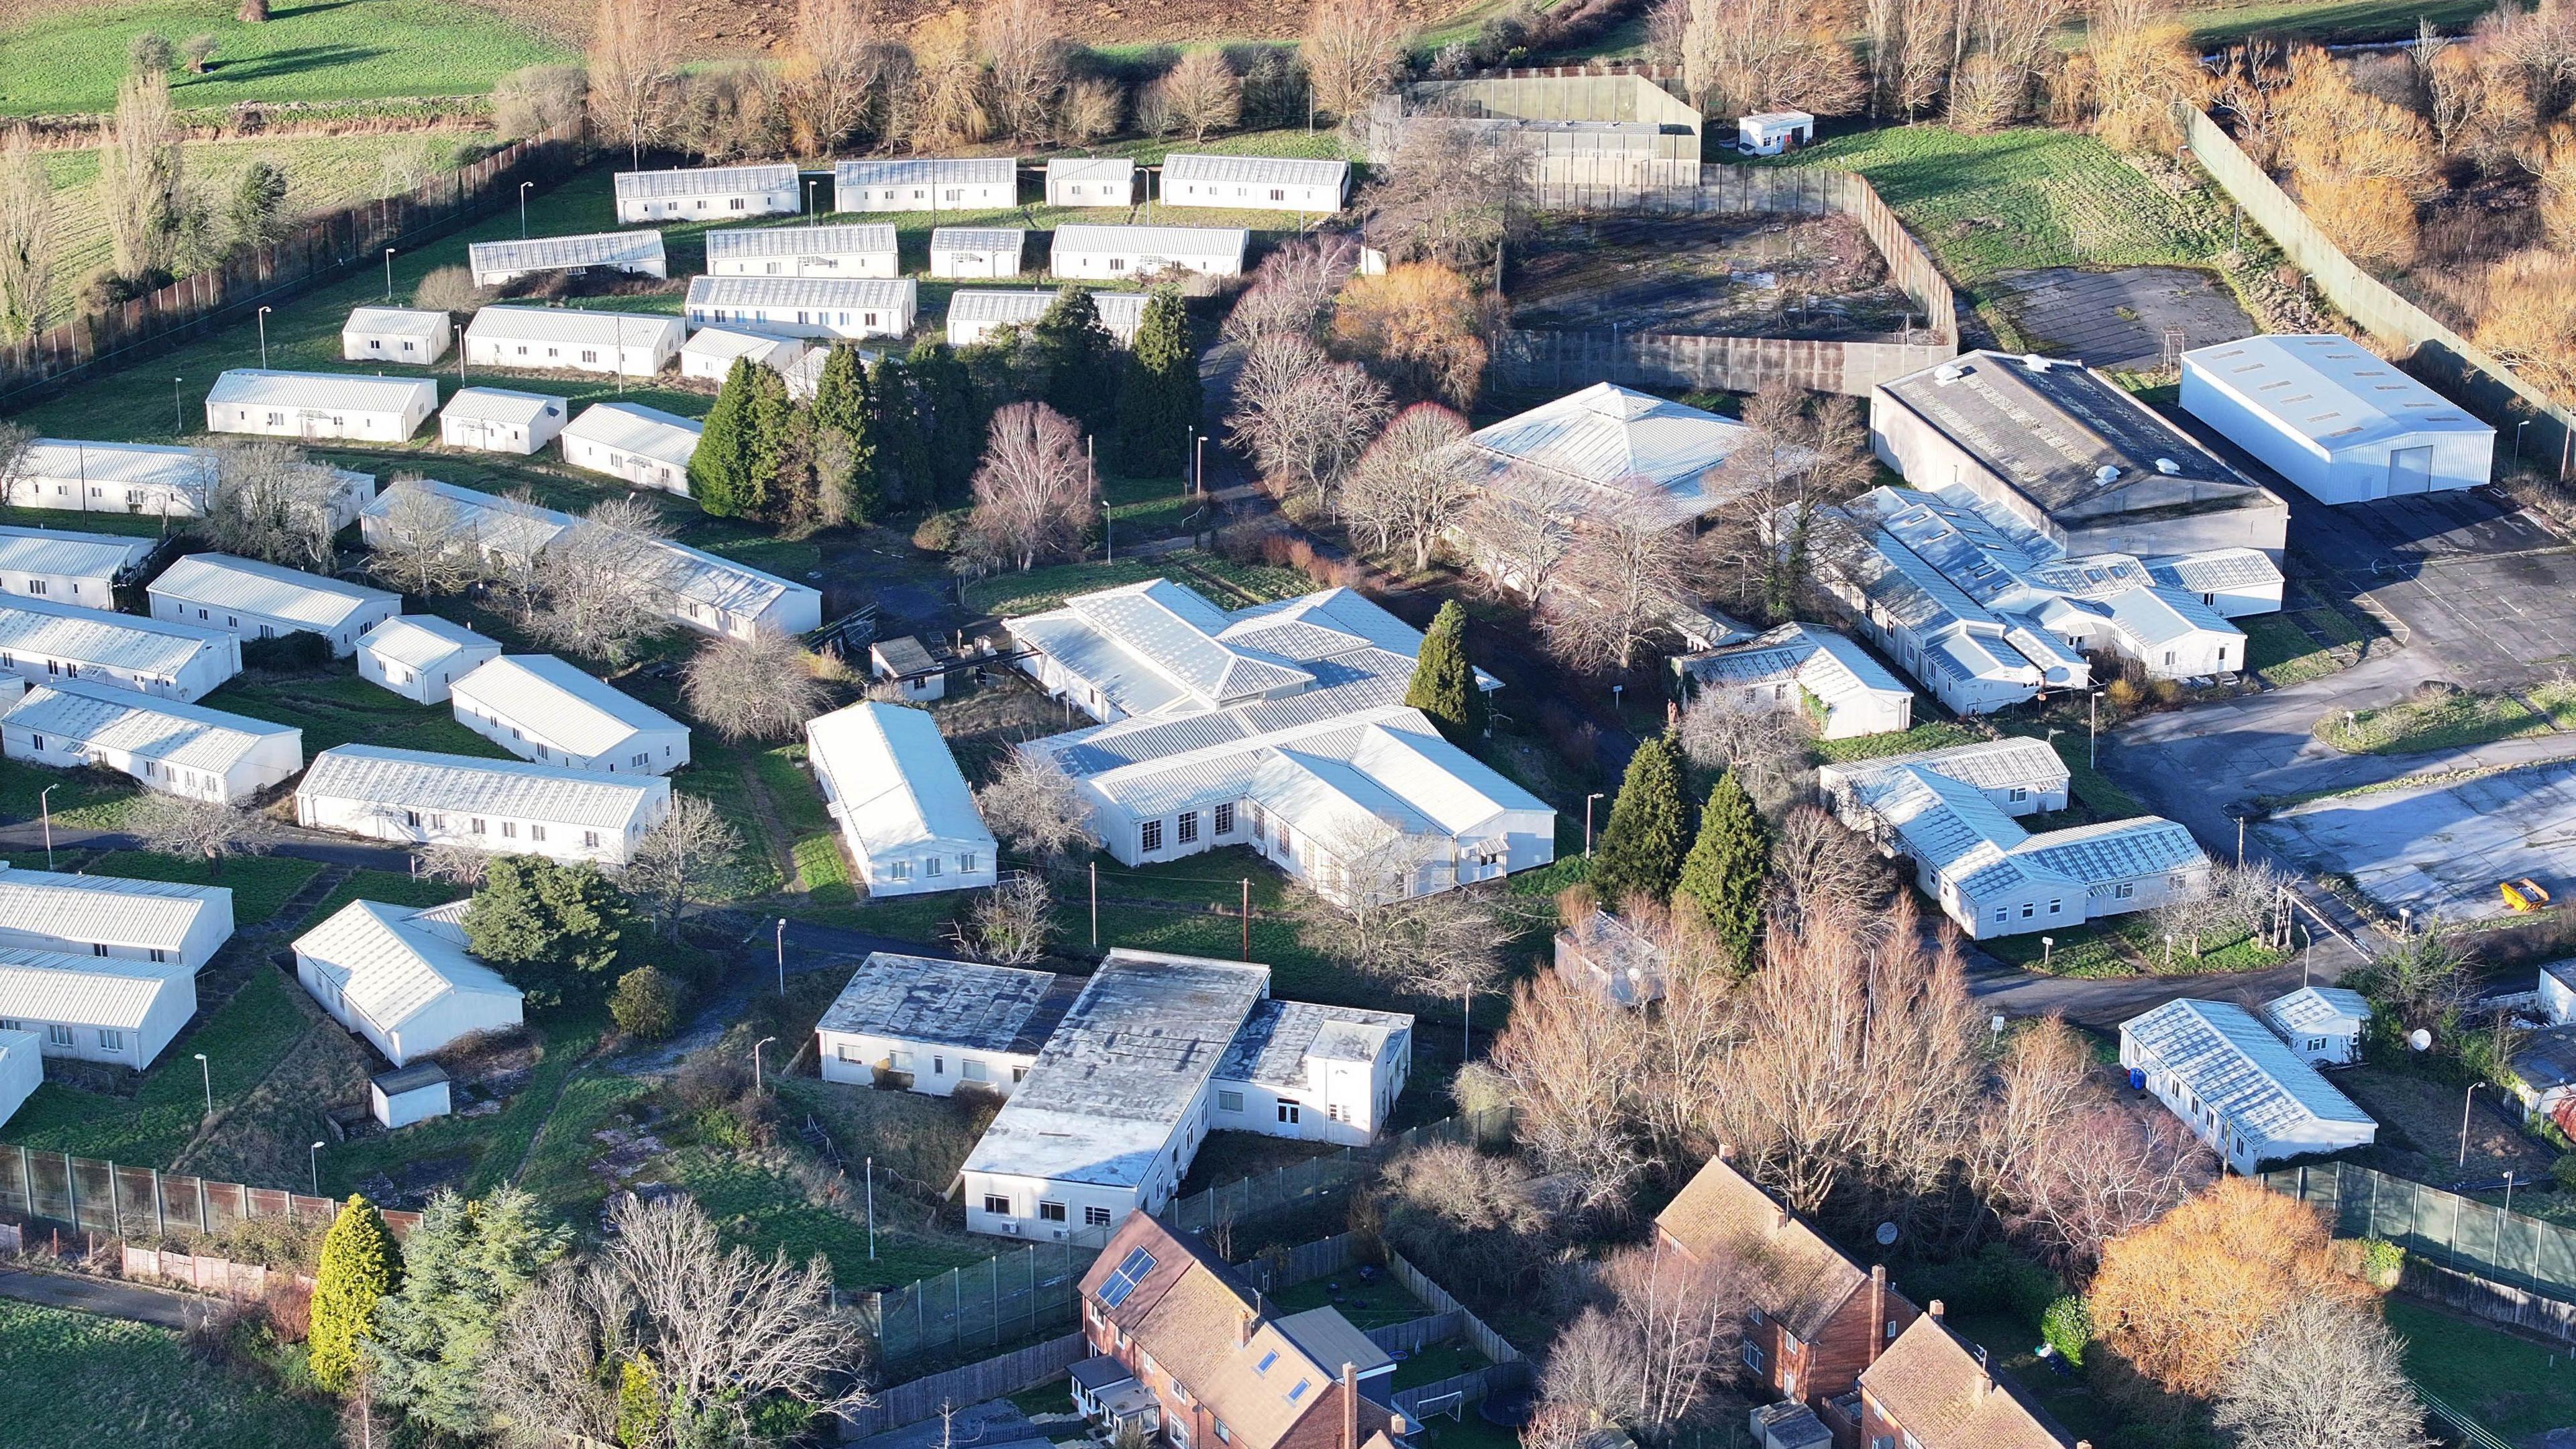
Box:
[152,1169,164,1238]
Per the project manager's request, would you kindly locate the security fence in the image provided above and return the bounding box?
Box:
[2259,1159,2576,1301]
[0,1143,420,1241]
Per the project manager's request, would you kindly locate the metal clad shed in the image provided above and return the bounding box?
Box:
[835,157,1018,212]
[930,227,1027,278]
[1046,156,1138,207]
[2180,333,2496,503]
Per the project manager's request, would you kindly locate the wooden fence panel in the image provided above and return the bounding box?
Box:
[1366,1311,1464,1353]
[1383,1250,1523,1364]
[835,1332,1088,1440]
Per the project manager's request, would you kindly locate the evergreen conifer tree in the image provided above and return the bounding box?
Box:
[909,340,985,506]
[1404,599,1487,743]
[688,358,760,516]
[366,1186,569,1434]
[310,1195,404,1394]
[867,354,932,509]
[1114,287,1199,475]
[743,364,796,521]
[809,343,877,523]
[462,857,634,1009]
[1588,734,1688,907]
[1032,285,1120,433]
[1676,773,1770,973]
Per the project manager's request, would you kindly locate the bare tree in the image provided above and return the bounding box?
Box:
[1486,968,1651,1210]
[527,495,678,665]
[1226,333,1390,506]
[0,125,59,343]
[680,629,833,741]
[979,0,1067,142]
[2214,1297,2434,1449]
[588,0,684,168]
[1670,0,1865,117]
[1291,814,1505,1053]
[1599,1242,1754,1435]
[1461,468,1585,600]
[125,792,274,871]
[205,441,347,569]
[1703,382,1874,621]
[1674,691,1815,808]
[1340,403,1474,572]
[478,1265,624,1446]
[624,794,748,939]
[955,871,1055,963]
[1152,49,1242,143]
[365,476,480,597]
[1304,0,1413,124]
[1220,233,1358,345]
[1537,490,1692,675]
[490,64,590,141]
[415,843,492,886]
[908,7,992,148]
[974,751,1099,864]
[99,71,182,279]
[1764,805,1887,920]
[1057,78,1125,142]
[1363,115,1535,271]
[788,0,884,152]
[966,402,1094,571]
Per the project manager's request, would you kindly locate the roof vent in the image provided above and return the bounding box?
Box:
[2094,465,2121,484]
[1933,363,1964,384]
[2155,457,2182,476]
[2022,354,2050,372]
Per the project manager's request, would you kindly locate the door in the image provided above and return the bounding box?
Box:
[2388,445,2434,496]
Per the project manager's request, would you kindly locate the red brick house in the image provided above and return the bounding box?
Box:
[1857,1309,2084,1449]
[1075,1214,1403,1449]
[1654,1152,1917,1410]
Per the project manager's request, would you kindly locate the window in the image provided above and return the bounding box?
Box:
[47,1024,73,1048]
[149,949,166,963]
[2163,651,2176,667]
[502,822,518,839]
[1215,803,1234,835]
[2047,899,2061,914]
[470,818,487,835]
[1085,1205,1113,1226]
[1140,819,1163,852]
[2115,881,2135,899]
[1250,805,1265,841]
[2008,787,2028,803]
[932,1055,946,1075]
[962,1059,987,1081]
[1218,1090,1243,1112]
[97,1029,121,1051]
[984,1194,1014,1216]
[888,859,912,881]
[1993,907,2008,923]
[1254,1351,1279,1376]
[1269,188,1286,202]
[25,582,40,596]
[1040,1200,1067,1222]
[960,852,978,874]
[2306,1037,2326,1052]
[926,856,943,877]
[1285,1379,1311,1405]
[531,825,547,843]
[1740,1342,1764,1372]
[584,830,602,848]
[890,1051,914,1071]
[1214,1422,1232,1444]
[2020,903,2035,918]
[1177,811,1199,845]
[1277,1101,1300,1125]
[91,943,107,957]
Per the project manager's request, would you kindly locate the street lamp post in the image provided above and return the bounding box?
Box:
[2298,921,2313,986]
[37,784,55,869]
[519,181,533,238]
[2518,419,2534,467]
[193,1053,211,1116]
[383,248,397,301]
[2460,1081,2477,1167]
[256,306,273,368]
[2088,689,2102,769]
[806,180,818,217]
[171,377,184,435]
[774,918,787,998]
[309,1140,326,1196]
[865,1156,875,1260]
[753,1036,779,1094]
[1585,792,1605,855]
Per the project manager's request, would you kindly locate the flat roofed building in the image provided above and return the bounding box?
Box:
[679,325,812,387]
[1209,996,1411,1144]
[1363,76,1703,202]
[148,552,401,657]
[0,594,241,702]
[560,403,702,494]
[706,222,899,278]
[356,615,501,705]
[1159,153,1348,213]
[2262,985,2372,1066]
[2181,333,2496,503]
[1046,156,1137,207]
[1735,109,1815,155]
[341,306,453,365]
[296,744,672,865]
[2121,998,2377,1173]
[437,386,568,454]
[814,952,1077,1093]
[1051,224,1248,280]
[614,162,800,223]
[7,439,217,517]
[1,678,303,802]
[1859,1312,2078,1449]
[0,863,234,970]
[1874,351,2288,561]
[871,635,943,700]
[835,157,1018,212]
[450,653,691,775]
[1672,623,1914,740]
[467,230,667,287]
[806,701,996,896]
[684,275,917,341]
[0,948,197,1069]
[945,288,1148,348]
[361,478,571,571]
[0,1028,38,1128]
[294,898,524,1067]
[205,369,437,443]
[463,306,684,378]
[930,227,1027,278]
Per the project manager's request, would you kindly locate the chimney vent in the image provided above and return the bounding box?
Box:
[1868,1265,1888,1366]
[1928,1299,1945,1322]
[1342,1363,1358,1449]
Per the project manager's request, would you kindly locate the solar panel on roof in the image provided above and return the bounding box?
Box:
[1097,1246,1156,1306]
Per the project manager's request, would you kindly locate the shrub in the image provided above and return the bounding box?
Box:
[411,264,490,316]
[2357,1237,2404,1287]
[912,508,972,553]
[262,1281,313,1344]
[2041,1295,2092,1368]
[2105,677,2145,711]
[238,0,269,19]
[242,629,332,672]
[181,34,219,72]
[609,966,682,1040]
[129,32,175,76]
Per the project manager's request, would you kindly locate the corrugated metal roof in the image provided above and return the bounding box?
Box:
[1832,737,2067,796]
[0,947,191,1030]
[0,595,231,678]
[1469,383,1758,525]
[464,305,683,349]
[0,528,152,583]
[1048,156,1135,180]
[438,387,566,427]
[834,157,1016,189]
[560,403,702,468]
[294,898,521,1037]
[468,230,666,274]
[680,327,806,366]
[450,654,685,758]
[2124,998,2377,1140]
[2265,985,2371,1034]
[930,226,1026,253]
[2146,548,2284,594]
[0,864,229,954]
[1161,153,1348,189]
[205,370,436,415]
[685,275,916,311]
[358,614,497,672]
[615,163,798,199]
[299,744,669,829]
[362,479,572,556]
[343,307,449,340]
[15,439,214,488]
[2183,333,2493,447]
[815,951,1066,1052]
[947,288,1146,341]
[3,677,298,773]
[705,222,897,261]
[1675,623,1911,712]
[806,701,994,855]
[657,538,812,617]
[150,553,398,630]
[1051,224,1246,261]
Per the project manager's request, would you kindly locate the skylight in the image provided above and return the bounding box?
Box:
[1097,1248,1157,1307]
[1287,1379,1311,1403]
[1255,1351,1279,1375]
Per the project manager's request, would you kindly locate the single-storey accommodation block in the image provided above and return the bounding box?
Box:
[370,1061,451,1129]
[466,230,667,288]
[437,387,568,455]
[1671,623,1914,741]
[450,653,691,775]
[357,614,502,705]
[0,863,235,971]
[1860,1310,2080,1449]
[294,898,525,1067]
[560,403,702,494]
[835,157,1018,212]
[0,1028,38,1128]
[930,227,1027,278]
[0,594,241,702]
[806,700,996,896]
[869,635,943,700]
[0,527,152,606]
[341,307,452,366]
[706,222,898,278]
[148,553,401,657]
[684,275,917,342]
[295,744,673,865]
[1735,109,1815,155]
[464,306,683,379]
[679,326,813,388]
[360,478,570,576]
[2181,334,2496,503]
[659,537,824,638]
[1,678,303,802]
[1046,157,1137,207]
[205,370,437,444]
[815,951,1075,1093]
[5,439,219,517]
[1051,224,1247,281]
[614,162,800,223]
[2143,547,2286,619]
[2261,985,2372,1066]
[2121,998,2378,1173]
[0,949,197,1070]
[945,289,1148,349]
[1159,153,1348,213]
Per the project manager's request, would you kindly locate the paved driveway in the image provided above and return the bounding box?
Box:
[2290,486,2576,691]
[2263,759,2576,922]
[1992,266,2252,370]
[0,1267,209,1330]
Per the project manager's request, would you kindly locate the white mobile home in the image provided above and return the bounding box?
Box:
[684,276,917,342]
[0,1028,37,1128]
[2181,334,2496,503]
[294,898,525,1067]
[357,615,502,705]
[449,654,691,775]
[1050,225,1247,280]
[437,387,567,454]
[5,439,218,518]
[0,594,241,702]
[360,478,570,574]
[806,701,996,897]
[835,157,1018,213]
[559,403,702,493]
[1159,154,1348,213]
[615,163,801,223]
[2121,998,2377,1173]
[1,678,304,802]
[295,744,673,866]
[945,289,1149,349]
[149,553,402,657]
[1672,623,1914,741]
[929,227,1026,279]
[204,370,437,444]
[0,864,235,971]
[2262,985,2372,1067]
[679,327,812,387]
[659,539,824,639]
[0,950,197,1070]
[0,527,154,605]
[816,951,1070,1093]
[706,223,899,278]
[341,307,453,365]
[466,230,668,288]
[1046,157,1137,207]
[464,306,683,379]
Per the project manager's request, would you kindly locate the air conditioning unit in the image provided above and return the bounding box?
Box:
[1003,1222,1021,1236]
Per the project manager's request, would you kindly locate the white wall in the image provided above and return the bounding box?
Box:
[2,718,301,803]
[964,1169,1140,1242]
[848,831,996,897]
[931,245,1023,279]
[342,329,451,365]
[0,973,195,1071]
[0,1030,39,1128]
[841,179,1016,212]
[1163,179,1342,213]
[0,629,240,703]
[299,952,523,1067]
[620,191,797,223]
[1052,249,1242,280]
[439,409,565,455]
[450,694,691,775]
[0,895,233,972]
[294,790,661,865]
[0,567,127,608]
[206,396,432,443]
[151,590,399,658]
[817,1029,1037,1094]
[466,330,678,378]
[712,251,899,279]
[372,1078,451,1128]
[1047,174,1135,207]
[358,641,500,705]
[561,434,692,495]
[684,296,914,341]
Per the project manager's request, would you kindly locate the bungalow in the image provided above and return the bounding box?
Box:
[2261,985,2372,1066]
[293,898,525,1067]
[559,403,701,493]
[1159,153,1349,213]
[360,478,569,576]
[930,227,1027,278]
[1045,157,1137,207]
[684,276,918,341]
[5,439,219,517]
[294,744,673,866]
[0,1028,36,1128]
[805,701,994,896]
[1859,1309,2082,1449]
[814,951,1076,1093]
[437,387,568,455]
[945,289,1149,348]
[356,615,502,705]
[148,553,402,657]
[2120,998,2379,1173]
[1050,224,1248,280]
[614,163,800,223]
[0,949,197,1070]
[466,230,667,288]
[0,595,241,702]
[341,307,453,366]
[834,157,1018,212]
[463,306,684,378]
[449,654,691,775]
[705,222,899,278]
[1,678,304,802]
[0,524,164,605]
[0,863,235,971]
[678,326,812,388]
[204,370,437,443]
[1671,623,1914,741]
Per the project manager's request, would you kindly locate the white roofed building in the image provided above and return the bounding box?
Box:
[1046,156,1138,207]
[816,951,1075,1093]
[1051,225,1248,280]
[684,275,916,341]
[560,403,701,493]
[467,230,667,287]
[2121,998,2377,1173]
[0,1028,36,1128]
[679,326,813,387]
[2262,985,2372,1066]
[449,654,691,775]
[204,370,436,443]
[293,898,525,1066]
[835,157,1018,212]
[361,478,570,575]
[1159,153,1348,213]
[615,163,800,223]
[706,222,898,278]
[0,863,234,970]
[2181,334,2496,503]
[5,439,218,517]
[0,594,241,702]
[0,529,153,605]
[357,615,502,704]
[1734,110,1815,155]
[945,288,1149,348]
[342,306,453,365]
[1672,623,1914,740]
[148,553,401,657]
[1,678,303,802]
[296,744,673,865]
[0,949,197,1069]
[464,306,683,378]
[806,702,996,897]
[930,227,1026,278]
[437,387,568,455]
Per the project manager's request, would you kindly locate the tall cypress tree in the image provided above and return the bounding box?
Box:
[868,354,932,509]
[463,857,634,1009]
[310,1195,404,1394]
[744,364,795,521]
[1589,734,1688,908]
[1676,773,1771,973]
[1032,285,1120,433]
[910,340,985,506]
[688,358,759,517]
[1114,286,1199,475]
[1405,599,1487,743]
[809,343,877,525]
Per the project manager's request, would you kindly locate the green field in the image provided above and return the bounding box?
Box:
[0,0,565,117]
[2389,1297,2576,1441]
[201,669,517,758]
[0,1297,335,1449]
[2314,686,2561,755]
[87,849,325,925]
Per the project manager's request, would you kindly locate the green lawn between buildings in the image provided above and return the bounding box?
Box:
[0,1297,335,1449]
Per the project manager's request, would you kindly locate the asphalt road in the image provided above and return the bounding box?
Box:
[0,1267,211,1331]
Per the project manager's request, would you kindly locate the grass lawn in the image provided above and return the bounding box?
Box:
[1812,716,1981,763]
[288,867,468,934]
[2388,1297,2576,1441]
[1389,1338,1492,1391]
[2314,688,2553,755]
[3,965,309,1165]
[0,1297,335,1449]
[1981,913,2287,978]
[660,1144,992,1289]
[1265,1269,1430,1331]
[315,1006,605,1199]
[89,849,325,926]
[962,549,1307,617]
[2012,727,2144,820]
[2155,0,2493,46]
[199,669,519,759]
[2244,608,2364,688]
[0,757,140,827]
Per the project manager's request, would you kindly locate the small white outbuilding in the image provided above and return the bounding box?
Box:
[464,306,684,378]
[342,307,453,365]
[149,553,402,657]
[1734,111,1815,156]
[835,157,1018,212]
[0,527,154,605]
[2180,334,2496,503]
[929,227,1026,279]
[204,370,437,443]
[357,615,502,704]
[467,231,668,288]
[705,223,898,278]
[449,653,691,775]
[1050,224,1246,280]
[437,387,568,454]
[560,403,702,493]
[2262,985,2373,1066]
[684,276,917,341]
[1046,157,1137,207]
[296,898,524,1067]
[370,1062,452,1128]
[806,701,998,897]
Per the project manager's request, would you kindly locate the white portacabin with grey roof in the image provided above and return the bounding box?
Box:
[0,528,153,604]
[615,162,800,223]
[1050,224,1247,280]
[1159,153,1349,213]
[356,615,502,704]
[0,948,197,1070]
[705,222,898,278]
[449,654,691,775]
[2121,997,2377,1173]
[5,439,219,517]
[1,677,304,802]
[945,290,1149,348]
[295,744,673,865]
[929,227,1026,278]
[814,952,1072,1094]
[0,862,235,971]
[806,701,996,897]
[1045,156,1137,207]
[149,553,402,657]
[0,594,241,702]
[559,402,702,493]
[467,230,667,287]
[464,306,683,378]
[679,326,814,387]
[437,387,568,454]
[834,157,1018,211]
[684,275,916,341]
[1671,623,1914,740]
[294,898,525,1067]
[204,370,437,443]
[2180,333,2496,503]
[341,306,453,364]
[2261,985,2373,1066]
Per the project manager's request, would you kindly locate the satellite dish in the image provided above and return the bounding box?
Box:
[1875,1222,1899,1247]
[2410,1028,2434,1052]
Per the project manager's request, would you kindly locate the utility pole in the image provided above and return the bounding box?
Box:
[1089,861,1098,947]
[775,918,787,996]
[866,1156,876,1260]
[1240,879,1250,961]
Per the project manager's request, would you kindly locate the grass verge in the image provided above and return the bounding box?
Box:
[0,1297,335,1449]
[2314,688,2553,755]
[89,850,325,926]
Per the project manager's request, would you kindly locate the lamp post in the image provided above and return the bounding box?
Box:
[2040,936,2054,970]
[256,306,273,369]
[1195,434,1207,498]
[2400,905,2413,937]
[1585,792,1605,855]
[2459,1081,2477,1167]
[2298,921,2313,986]
[383,248,397,301]
[2518,419,2534,467]
[2163,933,2175,969]
[806,179,818,217]
[172,376,184,435]
[309,1140,326,1196]
[866,1156,876,1260]
[2088,689,2102,769]
[519,180,533,238]
[37,784,55,869]
[193,1053,211,1116]
[754,1035,779,1094]
[774,918,787,998]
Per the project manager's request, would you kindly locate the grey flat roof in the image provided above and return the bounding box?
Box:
[372,1061,450,1095]
[1215,998,1409,1087]
[814,952,1077,1055]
